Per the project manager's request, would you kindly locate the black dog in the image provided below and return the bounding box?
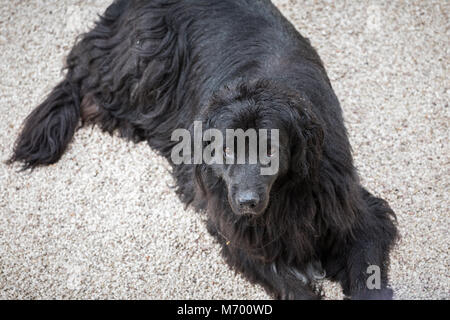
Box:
[9,0,398,299]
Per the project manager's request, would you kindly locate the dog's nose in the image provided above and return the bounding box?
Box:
[237,191,260,210]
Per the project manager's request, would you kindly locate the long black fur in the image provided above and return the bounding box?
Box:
[9,0,398,299]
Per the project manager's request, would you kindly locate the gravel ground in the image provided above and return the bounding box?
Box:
[0,0,448,300]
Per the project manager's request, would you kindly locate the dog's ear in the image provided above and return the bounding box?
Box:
[288,96,324,180]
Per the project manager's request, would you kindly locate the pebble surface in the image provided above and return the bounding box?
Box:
[0,0,448,299]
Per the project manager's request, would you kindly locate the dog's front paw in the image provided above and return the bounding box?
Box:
[277,287,322,300]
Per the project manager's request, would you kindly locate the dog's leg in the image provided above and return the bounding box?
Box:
[341,188,398,300]
[221,246,321,300]
[252,261,321,300]
[77,1,190,147]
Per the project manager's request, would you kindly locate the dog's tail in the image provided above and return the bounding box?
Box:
[8,77,81,170]
[8,0,135,170]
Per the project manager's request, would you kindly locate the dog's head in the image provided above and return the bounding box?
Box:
[195,79,324,216]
